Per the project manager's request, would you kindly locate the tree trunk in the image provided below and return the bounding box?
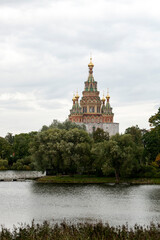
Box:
[115,170,120,184]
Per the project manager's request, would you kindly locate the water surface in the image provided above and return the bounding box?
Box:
[0,182,160,229]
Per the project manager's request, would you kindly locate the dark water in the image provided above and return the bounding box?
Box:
[0,182,160,229]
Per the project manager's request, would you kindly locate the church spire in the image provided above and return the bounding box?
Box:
[75,91,79,102]
[102,92,106,105]
[106,88,110,103]
[84,55,97,91]
[72,93,76,105]
[88,56,94,75]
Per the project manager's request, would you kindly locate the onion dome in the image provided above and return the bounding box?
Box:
[88,57,94,68]
[75,91,79,100]
[102,93,106,104]
[72,94,76,103]
[106,88,110,102]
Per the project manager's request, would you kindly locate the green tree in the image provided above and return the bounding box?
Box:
[93,128,109,143]
[41,119,86,131]
[31,128,72,172]
[30,129,65,172]
[143,108,160,163]
[63,129,92,174]
[143,128,160,163]
[149,107,160,127]
[125,126,145,166]
[41,125,49,132]
[0,159,9,170]
[91,141,109,176]
[0,137,12,161]
[5,133,14,145]
[12,156,34,170]
[125,125,143,145]
[13,132,37,160]
[102,134,142,182]
[30,128,92,174]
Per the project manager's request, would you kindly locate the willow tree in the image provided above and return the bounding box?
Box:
[102,134,142,182]
[30,128,92,174]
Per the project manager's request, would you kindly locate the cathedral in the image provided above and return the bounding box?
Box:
[69,57,119,136]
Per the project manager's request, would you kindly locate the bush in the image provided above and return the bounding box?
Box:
[139,165,158,178]
[11,157,35,171]
[0,158,9,170]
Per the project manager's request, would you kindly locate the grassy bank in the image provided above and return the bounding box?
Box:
[0,221,159,240]
[37,175,160,184]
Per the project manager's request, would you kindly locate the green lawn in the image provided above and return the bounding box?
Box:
[37,175,160,184]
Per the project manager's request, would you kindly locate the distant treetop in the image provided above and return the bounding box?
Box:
[41,119,86,132]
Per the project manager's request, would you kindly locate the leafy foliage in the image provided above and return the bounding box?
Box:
[143,126,160,163]
[101,134,143,182]
[0,159,8,170]
[125,125,143,145]
[154,153,160,168]
[5,132,14,145]
[12,156,34,170]
[13,132,37,161]
[149,107,160,127]
[91,141,110,176]
[30,128,92,174]
[93,128,109,143]
[41,119,86,131]
[0,137,12,161]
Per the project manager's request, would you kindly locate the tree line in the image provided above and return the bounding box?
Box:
[0,108,160,181]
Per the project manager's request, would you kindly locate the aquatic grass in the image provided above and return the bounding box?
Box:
[0,221,160,240]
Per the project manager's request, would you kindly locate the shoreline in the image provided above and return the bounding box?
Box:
[36,176,160,185]
[0,175,159,184]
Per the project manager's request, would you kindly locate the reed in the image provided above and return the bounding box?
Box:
[0,221,160,240]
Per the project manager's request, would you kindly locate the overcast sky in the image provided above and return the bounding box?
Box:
[0,0,160,137]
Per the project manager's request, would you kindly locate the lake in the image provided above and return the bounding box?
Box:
[0,182,160,229]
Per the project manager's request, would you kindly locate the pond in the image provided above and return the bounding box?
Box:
[0,182,160,229]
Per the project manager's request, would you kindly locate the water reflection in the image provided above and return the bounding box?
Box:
[0,182,159,229]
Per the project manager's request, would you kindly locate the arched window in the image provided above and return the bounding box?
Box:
[89,107,95,113]
[97,107,100,113]
[83,107,87,113]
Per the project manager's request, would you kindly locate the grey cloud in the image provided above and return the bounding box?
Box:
[0,100,33,111]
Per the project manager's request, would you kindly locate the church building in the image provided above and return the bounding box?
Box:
[69,57,119,136]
